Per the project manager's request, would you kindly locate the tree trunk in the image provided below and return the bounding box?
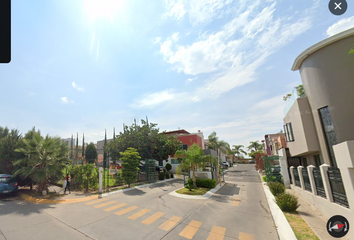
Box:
[192,165,197,188]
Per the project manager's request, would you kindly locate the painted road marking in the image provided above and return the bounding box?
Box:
[206,226,226,240]
[94,201,117,208]
[141,212,165,225]
[104,203,127,212]
[231,198,241,206]
[239,232,255,240]
[115,206,139,216]
[158,216,182,231]
[179,220,202,239]
[128,208,151,220]
[86,199,108,205]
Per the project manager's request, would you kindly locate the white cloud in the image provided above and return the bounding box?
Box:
[326,17,354,37]
[72,81,85,92]
[61,97,69,103]
[159,0,313,98]
[153,37,161,44]
[171,32,179,41]
[131,89,179,109]
[164,0,233,25]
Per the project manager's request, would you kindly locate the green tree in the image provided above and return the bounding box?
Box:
[120,147,141,188]
[232,145,247,162]
[14,132,70,192]
[85,142,97,164]
[247,141,263,153]
[175,143,217,188]
[74,164,98,192]
[207,131,230,163]
[283,84,306,101]
[0,126,23,174]
[106,119,181,164]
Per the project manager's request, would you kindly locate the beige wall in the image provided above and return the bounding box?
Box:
[299,34,354,165]
[284,97,320,157]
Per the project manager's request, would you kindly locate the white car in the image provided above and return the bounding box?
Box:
[222,162,230,167]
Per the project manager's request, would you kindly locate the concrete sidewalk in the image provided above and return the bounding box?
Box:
[287,188,349,240]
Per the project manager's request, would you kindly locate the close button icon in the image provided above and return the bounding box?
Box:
[329,0,348,15]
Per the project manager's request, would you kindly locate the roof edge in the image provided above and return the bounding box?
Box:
[292,27,354,71]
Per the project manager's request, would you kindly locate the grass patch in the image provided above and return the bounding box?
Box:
[176,187,211,196]
[284,212,320,240]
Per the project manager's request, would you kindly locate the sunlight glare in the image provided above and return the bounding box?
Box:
[84,0,124,23]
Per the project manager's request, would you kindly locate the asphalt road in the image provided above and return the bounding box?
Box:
[0,164,278,240]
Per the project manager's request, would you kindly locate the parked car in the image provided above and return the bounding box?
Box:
[249,160,255,164]
[223,162,230,167]
[0,174,18,194]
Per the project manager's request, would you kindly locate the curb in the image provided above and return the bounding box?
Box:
[99,178,178,198]
[169,183,225,200]
[258,173,297,240]
[20,193,98,204]
[19,179,179,204]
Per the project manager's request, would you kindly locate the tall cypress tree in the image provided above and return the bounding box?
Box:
[70,134,74,164]
[82,133,85,164]
[75,133,79,164]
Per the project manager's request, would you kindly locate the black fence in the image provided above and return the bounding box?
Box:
[302,168,312,192]
[327,168,349,208]
[293,168,300,187]
[313,168,326,198]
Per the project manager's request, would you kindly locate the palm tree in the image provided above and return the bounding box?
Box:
[14,132,70,192]
[247,141,263,153]
[207,131,230,163]
[175,143,217,188]
[232,145,247,163]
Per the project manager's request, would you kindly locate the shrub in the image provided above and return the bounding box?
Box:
[268,181,285,196]
[165,163,172,171]
[170,173,174,178]
[196,179,217,188]
[158,172,165,180]
[276,193,300,212]
[185,178,194,191]
[165,172,170,179]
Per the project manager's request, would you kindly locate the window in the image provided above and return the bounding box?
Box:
[319,106,338,168]
[284,123,295,142]
[182,144,188,150]
[171,158,181,164]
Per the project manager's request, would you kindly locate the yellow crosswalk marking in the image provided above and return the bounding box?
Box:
[141,212,165,225]
[104,203,127,212]
[158,216,182,231]
[239,232,255,240]
[94,201,117,208]
[128,209,151,220]
[179,220,202,239]
[206,226,226,240]
[86,199,108,205]
[232,198,241,206]
[115,206,138,216]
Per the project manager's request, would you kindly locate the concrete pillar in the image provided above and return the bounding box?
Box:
[290,166,295,186]
[333,141,354,210]
[99,167,103,196]
[320,164,334,202]
[298,166,305,190]
[278,148,290,188]
[307,165,317,195]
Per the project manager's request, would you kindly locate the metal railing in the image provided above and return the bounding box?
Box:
[302,168,312,192]
[327,168,349,208]
[293,168,300,187]
[313,168,326,198]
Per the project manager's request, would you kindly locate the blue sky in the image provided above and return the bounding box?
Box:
[1,0,354,151]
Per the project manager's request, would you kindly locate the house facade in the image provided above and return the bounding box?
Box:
[281,27,354,238]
